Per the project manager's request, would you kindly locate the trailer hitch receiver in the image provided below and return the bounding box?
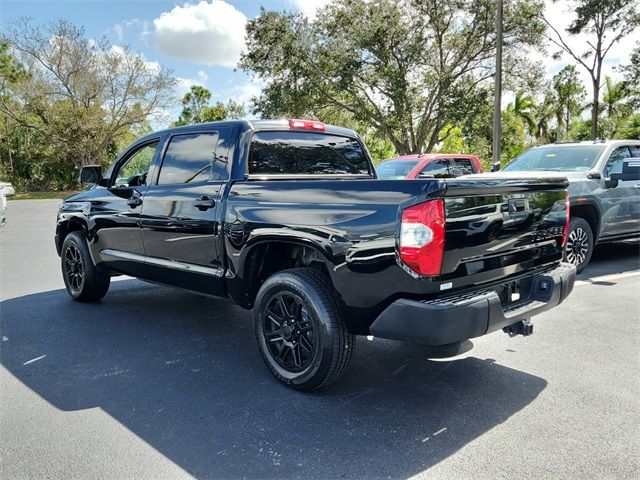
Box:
[503,319,534,337]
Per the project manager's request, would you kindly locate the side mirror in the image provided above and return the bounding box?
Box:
[490,163,501,172]
[79,165,103,185]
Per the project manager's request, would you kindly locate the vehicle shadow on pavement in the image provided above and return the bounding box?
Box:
[1,280,547,479]
[579,241,640,281]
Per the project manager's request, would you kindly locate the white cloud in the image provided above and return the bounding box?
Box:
[152,1,247,67]
[110,19,151,44]
[290,0,333,20]
[109,45,161,73]
[197,70,209,83]
[228,80,264,106]
[175,77,202,98]
[291,0,333,19]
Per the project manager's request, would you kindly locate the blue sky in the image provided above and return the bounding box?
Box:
[1,0,638,127]
[1,0,328,123]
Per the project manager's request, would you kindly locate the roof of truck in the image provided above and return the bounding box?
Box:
[534,139,640,148]
[144,119,359,140]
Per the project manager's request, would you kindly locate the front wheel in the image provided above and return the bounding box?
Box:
[563,217,594,274]
[253,268,354,391]
[61,231,111,302]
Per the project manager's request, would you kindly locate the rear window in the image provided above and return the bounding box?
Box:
[248,131,371,175]
[450,158,475,176]
[376,160,419,179]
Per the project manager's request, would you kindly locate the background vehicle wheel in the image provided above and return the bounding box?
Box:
[61,231,110,302]
[563,217,593,274]
[254,268,354,391]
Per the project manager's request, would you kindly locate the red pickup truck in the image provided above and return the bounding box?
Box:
[376,154,483,179]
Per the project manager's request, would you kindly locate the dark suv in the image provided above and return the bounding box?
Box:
[500,140,640,272]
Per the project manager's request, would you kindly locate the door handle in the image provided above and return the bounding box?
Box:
[127,194,142,208]
[193,196,215,211]
[634,183,640,189]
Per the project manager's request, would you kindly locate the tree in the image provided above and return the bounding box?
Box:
[533,91,557,143]
[1,18,176,168]
[506,92,537,136]
[174,85,245,126]
[540,0,639,140]
[240,0,546,155]
[601,76,630,118]
[551,65,586,140]
[618,46,640,110]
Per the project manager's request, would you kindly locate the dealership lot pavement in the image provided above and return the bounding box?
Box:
[1,200,639,479]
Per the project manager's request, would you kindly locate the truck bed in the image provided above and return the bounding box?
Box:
[224,174,569,333]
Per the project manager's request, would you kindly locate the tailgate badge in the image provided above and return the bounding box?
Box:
[440,282,453,291]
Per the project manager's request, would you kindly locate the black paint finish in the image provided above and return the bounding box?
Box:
[56,120,571,336]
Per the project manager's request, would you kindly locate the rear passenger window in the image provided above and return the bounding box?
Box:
[420,159,450,178]
[158,132,221,185]
[449,158,475,176]
[249,131,371,175]
[604,146,631,177]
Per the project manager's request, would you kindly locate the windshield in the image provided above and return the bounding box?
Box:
[375,160,419,179]
[503,145,605,172]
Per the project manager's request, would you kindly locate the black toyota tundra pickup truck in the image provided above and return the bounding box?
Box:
[56,119,576,390]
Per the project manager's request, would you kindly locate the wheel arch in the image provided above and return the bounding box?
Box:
[233,239,336,309]
[569,199,601,243]
[55,217,89,256]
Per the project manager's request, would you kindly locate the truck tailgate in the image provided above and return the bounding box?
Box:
[438,174,568,283]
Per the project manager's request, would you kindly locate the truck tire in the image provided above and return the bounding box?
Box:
[61,231,110,302]
[564,217,593,273]
[253,267,354,391]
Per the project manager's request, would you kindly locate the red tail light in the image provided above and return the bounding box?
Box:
[289,119,326,131]
[562,190,570,247]
[400,199,446,276]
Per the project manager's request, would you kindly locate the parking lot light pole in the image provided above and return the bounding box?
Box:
[492,0,503,171]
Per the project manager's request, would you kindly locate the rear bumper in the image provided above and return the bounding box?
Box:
[369,263,576,346]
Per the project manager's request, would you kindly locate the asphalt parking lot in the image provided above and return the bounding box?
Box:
[1,200,639,479]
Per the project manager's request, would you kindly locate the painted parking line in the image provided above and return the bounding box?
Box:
[575,270,640,286]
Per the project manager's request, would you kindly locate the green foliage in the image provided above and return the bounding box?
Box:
[174,85,245,126]
[240,0,546,155]
[618,46,640,110]
[506,92,537,136]
[551,65,586,140]
[0,18,176,190]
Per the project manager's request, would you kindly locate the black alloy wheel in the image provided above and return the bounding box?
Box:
[61,231,111,302]
[263,292,317,373]
[254,268,354,390]
[64,243,85,294]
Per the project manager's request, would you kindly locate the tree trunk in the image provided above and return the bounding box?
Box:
[591,79,600,140]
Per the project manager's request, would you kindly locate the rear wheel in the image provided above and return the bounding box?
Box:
[563,217,593,274]
[254,268,354,391]
[61,231,110,302]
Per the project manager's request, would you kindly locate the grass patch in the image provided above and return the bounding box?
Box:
[11,191,79,200]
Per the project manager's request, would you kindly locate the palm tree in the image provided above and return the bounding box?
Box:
[506,92,537,137]
[602,76,629,118]
[534,92,557,143]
